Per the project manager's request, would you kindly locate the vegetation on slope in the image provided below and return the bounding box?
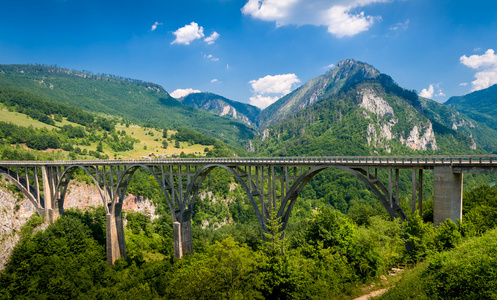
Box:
[2,176,496,299]
[445,84,497,132]
[0,86,242,160]
[420,96,497,154]
[0,64,255,147]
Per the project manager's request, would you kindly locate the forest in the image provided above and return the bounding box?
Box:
[1,163,497,299]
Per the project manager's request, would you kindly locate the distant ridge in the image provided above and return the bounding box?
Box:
[445,84,497,132]
[179,92,260,127]
[0,64,255,147]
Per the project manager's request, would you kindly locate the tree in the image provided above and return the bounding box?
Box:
[162,140,168,149]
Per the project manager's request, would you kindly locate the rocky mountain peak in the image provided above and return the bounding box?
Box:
[326,59,380,82]
[258,59,381,128]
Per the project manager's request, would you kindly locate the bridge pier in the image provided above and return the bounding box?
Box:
[41,166,61,223]
[433,166,463,225]
[174,210,193,259]
[106,203,126,264]
[173,222,183,258]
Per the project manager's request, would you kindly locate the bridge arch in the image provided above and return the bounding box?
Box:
[0,166,44,215]
[112,164,177,221]
[55,165,109,214]
[184,164,266,230]
[182,164,407,237]
[276,165,407,232]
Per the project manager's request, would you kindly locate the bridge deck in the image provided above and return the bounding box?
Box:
[0,155,495,169]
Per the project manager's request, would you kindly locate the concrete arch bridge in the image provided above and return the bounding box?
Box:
[0,155,495,264]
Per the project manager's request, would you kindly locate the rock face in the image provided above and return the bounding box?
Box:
[359,87,438,151]
[0,187,43,271]
[359,88,394,117]
[63,183,159,220]
[0,181,159,271]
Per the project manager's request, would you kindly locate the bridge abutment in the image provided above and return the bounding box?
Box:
[106,203,126,264]
[433,166,463,225]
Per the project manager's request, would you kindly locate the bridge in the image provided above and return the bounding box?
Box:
[1,155,496,264]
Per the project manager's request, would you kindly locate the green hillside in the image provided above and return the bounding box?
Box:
[0,64,255,147]
[0,86,228,160]
[445,84,497,131]
[421,96,497,154]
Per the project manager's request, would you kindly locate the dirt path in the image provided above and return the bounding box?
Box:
[353,288,389,300]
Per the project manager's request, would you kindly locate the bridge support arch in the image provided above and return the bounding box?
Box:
[182,164,409,248]
[2,156,494,264]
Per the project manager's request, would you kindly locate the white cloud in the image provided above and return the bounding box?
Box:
[242,0,299,23]
[389,19,409,31]
[325,63,335,69]
[419,84,444,99]
[151,21,162,31]
[241,0,391,38]
[249,73,300,95]
[419,84,434,98]
[211,78,221,83]
[249,95,280,109]
[204,54,220,62]
[460,49,497,91]
[460,49,497,69]
[248,73,300,108]
[459,82,468,86]
[324,6,378,38]
[171,22,204,45]
[170,88,201,98]
[204,31,220,45]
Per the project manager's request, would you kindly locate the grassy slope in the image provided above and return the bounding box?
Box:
[0,108,211,159]
[0,65,254,148]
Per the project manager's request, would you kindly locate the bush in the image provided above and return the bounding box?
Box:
[380,228,497,299]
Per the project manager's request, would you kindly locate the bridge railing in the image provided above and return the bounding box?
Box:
[0,155,495,167]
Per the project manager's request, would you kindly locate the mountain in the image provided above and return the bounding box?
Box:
[0,64,254,147]
[420,96,497,154]
[179,92,260,127]
[445,84,497,131]
[252,59,487,156]
[258,59,380,128]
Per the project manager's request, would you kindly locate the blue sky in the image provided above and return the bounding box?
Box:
[1,0,496,108]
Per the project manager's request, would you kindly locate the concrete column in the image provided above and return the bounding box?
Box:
[433,166,463,226]
[106,203,126,264]
[181,218,193,255]
[173,222,183,259]
[41,166,56,223]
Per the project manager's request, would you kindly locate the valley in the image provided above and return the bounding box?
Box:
[0,60,497,299]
